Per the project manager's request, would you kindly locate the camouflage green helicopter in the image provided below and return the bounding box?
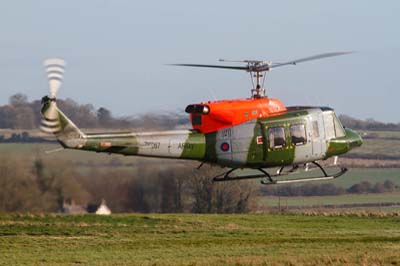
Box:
[40,53,362,185]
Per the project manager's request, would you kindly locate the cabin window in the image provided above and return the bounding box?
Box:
[312,121,320,138]
[268,127,286,149]
[252,110,258,115]
[192,115,202,125]
[290,124,307,146]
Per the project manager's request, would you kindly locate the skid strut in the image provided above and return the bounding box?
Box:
[213,168,275,183]
[212,162,348,185]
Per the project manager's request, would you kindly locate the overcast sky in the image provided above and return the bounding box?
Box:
[0,1,399,122]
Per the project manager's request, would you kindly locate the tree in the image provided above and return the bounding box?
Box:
[372,182,385,193]
[9,93,28,107]
[347,181,372,194]
[0,106,16,128]
[97,107,112,127]
[14,106,35,129]
[160,173,177,213]
[0,156,43,212]
[383,180,396,192]
[191,175,213,213]
[189,166,254,213]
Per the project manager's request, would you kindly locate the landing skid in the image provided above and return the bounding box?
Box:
[212,161,348,185]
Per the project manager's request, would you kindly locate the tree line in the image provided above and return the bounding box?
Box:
[1,151,397,213]
[339,115,400,131]
[0,156,254,213]
[0,93,188,130]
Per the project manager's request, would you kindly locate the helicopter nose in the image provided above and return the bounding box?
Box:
[345,128,363,149]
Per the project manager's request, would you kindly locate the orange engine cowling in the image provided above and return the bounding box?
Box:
[185,98,287,133]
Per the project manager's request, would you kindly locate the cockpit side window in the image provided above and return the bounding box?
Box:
[323,112,336,139]
[333,114,346,137]
[322,111,346,138]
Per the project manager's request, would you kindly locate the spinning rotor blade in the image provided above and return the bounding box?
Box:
[40,58,65,134]
[270,51,353,69]
[171,52,353,73]
[169,63,248,71]
[44,58,65,98]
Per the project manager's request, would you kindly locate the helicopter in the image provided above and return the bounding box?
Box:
[40,52,363,185]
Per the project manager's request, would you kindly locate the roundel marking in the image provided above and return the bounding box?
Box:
[220,142,230,152]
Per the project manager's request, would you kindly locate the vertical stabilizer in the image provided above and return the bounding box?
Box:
[40,58,86,147]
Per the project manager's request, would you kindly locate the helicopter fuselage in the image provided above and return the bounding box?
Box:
[68,105,362,169]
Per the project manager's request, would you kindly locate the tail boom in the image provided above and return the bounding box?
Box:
[80,130,206,160]
[40,96,205,160]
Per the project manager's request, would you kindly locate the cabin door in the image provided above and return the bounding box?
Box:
[310,113,324,159]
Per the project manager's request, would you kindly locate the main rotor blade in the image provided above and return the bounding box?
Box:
[270,51,354,69]
[169,63,248,71]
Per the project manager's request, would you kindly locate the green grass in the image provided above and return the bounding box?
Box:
[1,213,400,265]
[361,130,400,139]
[0,143,135,164]
[351,130,400,158]
[352,138,400,158]
[242,167,400,188]
[0,143,196,174]
[257,192,400,208]
[327,168,400,187]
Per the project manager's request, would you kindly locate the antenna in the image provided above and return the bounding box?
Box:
[170,51,353,98]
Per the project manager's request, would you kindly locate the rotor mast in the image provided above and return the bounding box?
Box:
[249,63,268,98]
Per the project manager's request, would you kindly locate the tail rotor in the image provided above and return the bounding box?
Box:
[40,58,65,134]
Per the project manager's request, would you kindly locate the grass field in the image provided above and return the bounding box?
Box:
[351,130,400,158]
[1,213,400,265]
[256,192,400,209]
[243,167,400,187]
[352,138,400,158]
[330,168,400,186]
